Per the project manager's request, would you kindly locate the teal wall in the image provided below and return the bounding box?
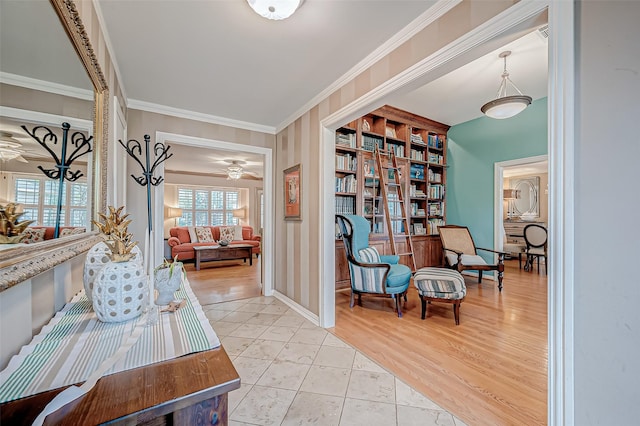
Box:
[446,97,548,256]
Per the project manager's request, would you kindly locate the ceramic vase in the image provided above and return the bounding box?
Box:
[92,260,147,323]
[154,263,183,305]
[83,242,143,300]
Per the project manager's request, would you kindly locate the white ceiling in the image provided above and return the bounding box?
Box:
[1,1,548,178]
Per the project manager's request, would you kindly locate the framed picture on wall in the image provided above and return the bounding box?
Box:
[284,164,302,221]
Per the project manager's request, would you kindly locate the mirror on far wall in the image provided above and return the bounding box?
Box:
[509,176,540,218]
[0,0,108,286]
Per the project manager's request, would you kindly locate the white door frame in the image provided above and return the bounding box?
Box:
[152,132,274,297]
[494,155,549,251]
[318,1,574,425]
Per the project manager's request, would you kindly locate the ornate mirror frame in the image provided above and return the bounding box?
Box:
[0,0,107,289]
[510,176,540,218]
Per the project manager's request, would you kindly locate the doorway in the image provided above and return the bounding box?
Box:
[319,1,575,424]
[152,132,274,300]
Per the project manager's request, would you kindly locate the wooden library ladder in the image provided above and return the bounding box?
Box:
[374,146,417,272]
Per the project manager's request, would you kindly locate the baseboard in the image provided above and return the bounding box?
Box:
[272,290,319,326]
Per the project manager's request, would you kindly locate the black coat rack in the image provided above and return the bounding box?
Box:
[22,122,92,239]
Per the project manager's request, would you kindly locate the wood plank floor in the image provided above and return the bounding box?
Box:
[185,257,262,304]
[187,257,547,425]
[332,260,547,426]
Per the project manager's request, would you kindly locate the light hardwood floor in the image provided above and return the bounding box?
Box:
[188,258,547,425]
[333,260,547,426]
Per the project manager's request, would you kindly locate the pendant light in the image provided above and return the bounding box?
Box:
[480,51,532,119]
[247,0,302,20]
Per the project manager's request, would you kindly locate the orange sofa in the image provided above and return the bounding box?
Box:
[168,226,261,261]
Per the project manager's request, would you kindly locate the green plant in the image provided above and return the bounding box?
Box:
[155,255,185,279]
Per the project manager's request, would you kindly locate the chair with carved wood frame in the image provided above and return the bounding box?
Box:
[438,225,507,291]
[336,214,412,317]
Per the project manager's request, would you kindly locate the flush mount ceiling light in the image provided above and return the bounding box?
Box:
[0,131,28,162]
[226,160,245,180]
[247,0,302,20]
[480,51,532,119]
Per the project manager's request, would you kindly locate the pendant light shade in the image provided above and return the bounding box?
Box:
[481,51,532,119]
[247,0,302,20]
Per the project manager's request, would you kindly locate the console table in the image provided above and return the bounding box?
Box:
[1,347,239,425]
[0,279,239,425]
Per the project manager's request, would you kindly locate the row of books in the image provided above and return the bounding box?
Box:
[362,135,383,152]
[410,149,424,161]
[428,202,444,216]
[336,175,357,193]
[388,143,405,157]
[335,196,356,215]
[335,153,356,171]
[409,184,426,197]
[428,184,445,199]
[428,152,444,165]
[428,169,442,183]
[336,132,356,148]
[427,133,445,149]
[410,202,426,217]
[410,133,424,144]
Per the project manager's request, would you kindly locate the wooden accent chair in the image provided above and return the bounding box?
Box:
[336,214,412,317]
[438,225,507,291]
[523,224,548,274]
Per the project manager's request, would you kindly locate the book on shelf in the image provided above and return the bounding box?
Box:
[428,152,444,165]
[410,164,424,179]
[410,133,424,144]
[335,175,357,193]
[335,195,356,215]
[335,132,356,148]
[428,184,444,199]
[362,135,383,152]
[388,143,404,157]
[335,153,356,171]
[427,218,445,235]
[410,149,424,161]
[427,133,445,149]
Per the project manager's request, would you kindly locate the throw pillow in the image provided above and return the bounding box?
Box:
[219,226,235,243]
[195,227,214,243]
[21,228,46,244]
[187,226,198,243]
[358,247,381,263]
[233,225,244,241]
[60,227,86,236]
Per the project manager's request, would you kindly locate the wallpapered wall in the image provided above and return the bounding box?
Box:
[446,97,548,256]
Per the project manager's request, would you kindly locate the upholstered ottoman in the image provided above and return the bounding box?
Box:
[413,268,466,325]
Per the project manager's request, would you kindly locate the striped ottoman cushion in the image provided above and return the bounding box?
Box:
[414,268,466,300]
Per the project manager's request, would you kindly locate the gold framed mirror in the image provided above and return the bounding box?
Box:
[0,0,108,288]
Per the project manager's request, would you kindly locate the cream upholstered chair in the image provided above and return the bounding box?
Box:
[502,225,526,269]
[335,214,412,317]
[523,224,548,274]
[438,225,507,291]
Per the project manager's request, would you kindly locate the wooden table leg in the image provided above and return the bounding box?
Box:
[249,250,253,266]
[196,251,201,271]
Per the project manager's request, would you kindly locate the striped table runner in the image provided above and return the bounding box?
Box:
[0,278,220,403]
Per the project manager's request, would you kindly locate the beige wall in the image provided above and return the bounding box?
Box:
[125,109,275,252]
[276,0,517,315]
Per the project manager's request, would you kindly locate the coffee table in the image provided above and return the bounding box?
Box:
[194,244,253,271]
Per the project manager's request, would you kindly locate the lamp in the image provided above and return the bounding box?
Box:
[247,0,302,20]
[166,206,183,226]
[503,189,520,220]
[226,161,244,180]
[233,208,246,220]
[481,51,532,119]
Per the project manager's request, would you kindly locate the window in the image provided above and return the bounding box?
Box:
[177,186,239,226]
[14,176,88,226]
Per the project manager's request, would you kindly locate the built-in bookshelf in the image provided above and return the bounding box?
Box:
[334,105,449,286]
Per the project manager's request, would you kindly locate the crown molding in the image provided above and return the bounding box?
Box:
[0,72,93,101]
[127,99,276,134]
[274,0,462,133]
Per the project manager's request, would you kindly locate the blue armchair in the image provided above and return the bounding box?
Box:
[336,215,412,317]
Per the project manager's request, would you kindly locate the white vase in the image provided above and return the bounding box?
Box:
[93,260,147,323]
[83,242,143,300]
[154,264,183,305]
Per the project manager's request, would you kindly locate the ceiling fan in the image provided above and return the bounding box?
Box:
[0,131,28,163]
[219,159,261,181]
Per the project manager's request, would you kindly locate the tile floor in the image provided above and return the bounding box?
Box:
[201,295,467,426]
